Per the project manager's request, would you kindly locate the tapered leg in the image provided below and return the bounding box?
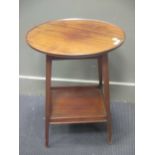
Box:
[98,57,102,88]
[45,55,52,147]
[45,119,49,147]
[107,114,112,144]
[102,54,112,144]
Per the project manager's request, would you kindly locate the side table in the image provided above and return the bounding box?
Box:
[26,18,125,147]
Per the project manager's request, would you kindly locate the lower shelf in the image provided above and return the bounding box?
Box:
[49,86,107,124]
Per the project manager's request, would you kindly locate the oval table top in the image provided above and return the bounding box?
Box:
[26,18,125,58]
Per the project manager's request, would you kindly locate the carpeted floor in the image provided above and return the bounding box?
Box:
[19,95,135,155]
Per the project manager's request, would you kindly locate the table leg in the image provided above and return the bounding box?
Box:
[45,55,52,147]
[102,54,112,144]
[98,57,102,88]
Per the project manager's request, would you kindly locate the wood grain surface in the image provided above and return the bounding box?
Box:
[49,86,107,124]
[26,19,125,57]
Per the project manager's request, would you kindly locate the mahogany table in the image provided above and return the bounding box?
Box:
[26,18,125,147]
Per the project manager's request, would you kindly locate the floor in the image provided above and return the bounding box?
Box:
[19,95,135,155]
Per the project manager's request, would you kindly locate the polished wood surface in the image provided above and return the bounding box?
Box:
[49,86,106,124]
[45,55,52,147]
[26,19,125,146]
[102,54,112,144]
[27,19,125,57]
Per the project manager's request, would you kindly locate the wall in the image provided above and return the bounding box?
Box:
[19,0,135,103]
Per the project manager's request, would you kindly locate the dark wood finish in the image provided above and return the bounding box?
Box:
[107,114,112,144]
[26,19,125,58]
[45,55,52,147]
[49,86,107,124]
[102,54,112,144]
[26,19,125,147]
[98,57,103,88]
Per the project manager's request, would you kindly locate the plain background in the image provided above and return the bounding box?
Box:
[1,0,155,155]
[19,0,135,102]
[0,0,155,155]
